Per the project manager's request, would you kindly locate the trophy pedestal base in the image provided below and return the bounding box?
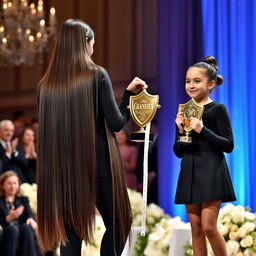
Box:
[131,132,154,143]
[178,135,192,144]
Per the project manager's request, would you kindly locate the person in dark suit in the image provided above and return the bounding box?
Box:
[0,171,40,256]
[174,56,236,256]
[37,19,147,256]
[0,120,28,183]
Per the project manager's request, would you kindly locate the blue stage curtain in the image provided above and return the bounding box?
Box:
[158,0,203,220]
[201,0,256,212]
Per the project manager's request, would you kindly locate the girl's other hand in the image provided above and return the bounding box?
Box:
[190,117,204,133]
[126,77,148,93]
[175,112,185,134]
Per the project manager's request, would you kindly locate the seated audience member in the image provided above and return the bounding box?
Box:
[0,120,28,183]
[116,129,138,190]
[19,128,37,184]
[0,171,41,256]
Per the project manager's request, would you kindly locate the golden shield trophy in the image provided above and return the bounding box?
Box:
[177,99,204,143]
[127,89,160,142]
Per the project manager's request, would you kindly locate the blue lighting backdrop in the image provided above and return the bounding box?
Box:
[201,0,256,211]
[158,0,256,220]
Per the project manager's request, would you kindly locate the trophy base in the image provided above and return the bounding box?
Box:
[131,132,154,143]
[178,135,192,143]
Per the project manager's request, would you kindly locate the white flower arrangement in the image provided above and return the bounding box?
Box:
[20,183,37,213]
[144,216,187,256]
[184,204,256,256]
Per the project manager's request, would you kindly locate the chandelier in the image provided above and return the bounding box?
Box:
[0,0,56,66]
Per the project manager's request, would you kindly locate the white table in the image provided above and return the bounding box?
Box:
[168,226,191,256]
[122,227,141,256]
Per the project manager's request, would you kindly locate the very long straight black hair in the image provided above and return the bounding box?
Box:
[37,19,132,251]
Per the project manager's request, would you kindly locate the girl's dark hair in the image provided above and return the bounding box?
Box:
[0,171,22,197]
[192,56,224,86]
[37,19,131,251]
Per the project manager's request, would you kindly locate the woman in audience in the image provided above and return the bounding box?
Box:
[0,171,40,256]
[19,128,37,184]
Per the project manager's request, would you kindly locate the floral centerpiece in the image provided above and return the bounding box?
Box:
[20,183,37,213]
[184,204,256,256]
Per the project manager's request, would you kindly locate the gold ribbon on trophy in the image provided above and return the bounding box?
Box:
[177,99,204,143]
[127,89,160,236]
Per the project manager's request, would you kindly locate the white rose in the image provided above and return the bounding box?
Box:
[222,203,235,214]
[240,235,253,248]
[236,205,245,212]
[148,226,165,241]
[244,212,256,221]
[238,227,247,238]
[147,216,155,224]
[147,203,164,218]
[226,240,240,255]
[132,214,142,226]
[242,222,256,233]
[244,248,255,256]
[223,215,232,224]
[232,212,245,224]
[229,231,239,240]
[230,224,239,232]
[218,223,229,236]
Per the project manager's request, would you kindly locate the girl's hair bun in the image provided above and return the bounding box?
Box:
[203,56,218,71]
[216,74,224,86]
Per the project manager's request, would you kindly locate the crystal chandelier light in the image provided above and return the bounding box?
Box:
[0,0,56,66]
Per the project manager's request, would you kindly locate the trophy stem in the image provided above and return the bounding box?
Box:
[137,127,145,133]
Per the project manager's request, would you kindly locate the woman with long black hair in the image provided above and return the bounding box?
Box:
[37,19,147,256]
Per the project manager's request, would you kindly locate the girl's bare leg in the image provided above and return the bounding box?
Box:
[201,201,227,256]
[186,204,207,256]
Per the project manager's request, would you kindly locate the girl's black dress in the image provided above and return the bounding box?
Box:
[174,101,236,204]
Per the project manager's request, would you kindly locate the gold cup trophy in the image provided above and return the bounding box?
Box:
[127,89,160,142]
[177,99,204,143]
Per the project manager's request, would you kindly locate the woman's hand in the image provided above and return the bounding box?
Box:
[31,143,38,159]
[175,112,185,134]
[126,77,148,93]
[26,218,38,231]
[190,117,204,133]
[11,138,19,153]
[25,142,37,159]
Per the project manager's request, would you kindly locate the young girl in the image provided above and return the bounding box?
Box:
[174,56,236,256]
[0,171,40,256]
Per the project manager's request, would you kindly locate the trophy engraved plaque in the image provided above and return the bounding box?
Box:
[177,99,204,143]
[127,89,160,142]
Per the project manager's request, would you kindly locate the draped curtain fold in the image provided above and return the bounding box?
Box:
[201,0,256,211]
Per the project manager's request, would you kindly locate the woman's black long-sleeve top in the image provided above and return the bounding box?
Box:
[95,68,134,177]
[173,101,236,204]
